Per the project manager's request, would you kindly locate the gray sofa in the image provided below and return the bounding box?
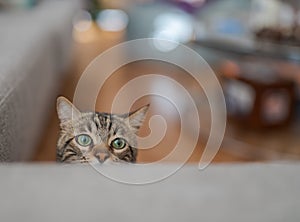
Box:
[0,163,299,222]
[0,0,81,161]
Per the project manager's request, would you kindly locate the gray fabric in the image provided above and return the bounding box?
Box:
[0,163,299,222]
[0,1,81,161]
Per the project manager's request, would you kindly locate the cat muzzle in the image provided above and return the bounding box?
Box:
[94,150,110,163]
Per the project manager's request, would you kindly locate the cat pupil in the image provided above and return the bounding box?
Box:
[76,134,91,146]
[82,137,87,143]
[112,138,125,149]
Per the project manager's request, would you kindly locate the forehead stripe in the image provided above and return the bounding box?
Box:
[113,126,119,136]
[94,114,101,129]
[108,118,112,131]
[86,122,92,132]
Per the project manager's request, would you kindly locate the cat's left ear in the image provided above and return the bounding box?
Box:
[127,104,150,133]
[56,96,81,123]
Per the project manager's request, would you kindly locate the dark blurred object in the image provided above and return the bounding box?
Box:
[255,26,300,46]
[221,60,296,128]
[86,0,101,20]
[252,0,300,46]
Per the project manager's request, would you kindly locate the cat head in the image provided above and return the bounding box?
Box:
[56,96,149,164]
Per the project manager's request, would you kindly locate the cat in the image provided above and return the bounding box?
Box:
[56,96,149,164]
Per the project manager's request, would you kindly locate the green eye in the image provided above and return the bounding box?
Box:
[111,138,126,149]
[76,134,92,147]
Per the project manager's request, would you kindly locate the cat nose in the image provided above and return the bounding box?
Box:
[94,150,110,163]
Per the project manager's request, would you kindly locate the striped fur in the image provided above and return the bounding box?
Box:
[56,97,149,164]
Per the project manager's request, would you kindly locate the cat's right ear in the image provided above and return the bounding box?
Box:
[56,96,81,123]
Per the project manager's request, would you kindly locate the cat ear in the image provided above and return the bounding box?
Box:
[56,96,81,123]
[127,104,150,132]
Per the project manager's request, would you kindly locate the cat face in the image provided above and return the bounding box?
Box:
[56,97,149,164]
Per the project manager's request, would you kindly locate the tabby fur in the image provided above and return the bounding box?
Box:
[56,97,149,164]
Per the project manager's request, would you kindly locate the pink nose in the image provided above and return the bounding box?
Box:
[95,151,109,163]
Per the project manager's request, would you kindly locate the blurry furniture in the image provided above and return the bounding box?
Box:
[0,0,81,161]
[221,60,296,128]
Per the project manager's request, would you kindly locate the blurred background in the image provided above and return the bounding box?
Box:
[1,0,300,163]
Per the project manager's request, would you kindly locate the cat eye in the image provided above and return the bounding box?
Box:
[76,134,92,147]
[111,138,126,149]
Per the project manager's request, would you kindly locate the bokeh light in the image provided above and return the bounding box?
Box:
[152,12,194,51]
[96,9,129,32]
[73,10,92,32]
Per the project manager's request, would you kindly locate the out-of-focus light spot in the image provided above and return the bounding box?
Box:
[73,10,92,32]
[97,9,129,32]
[153,31,179,52]
[152,12,194,52]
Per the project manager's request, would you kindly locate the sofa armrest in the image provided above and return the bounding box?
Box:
[0,0,81,161]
